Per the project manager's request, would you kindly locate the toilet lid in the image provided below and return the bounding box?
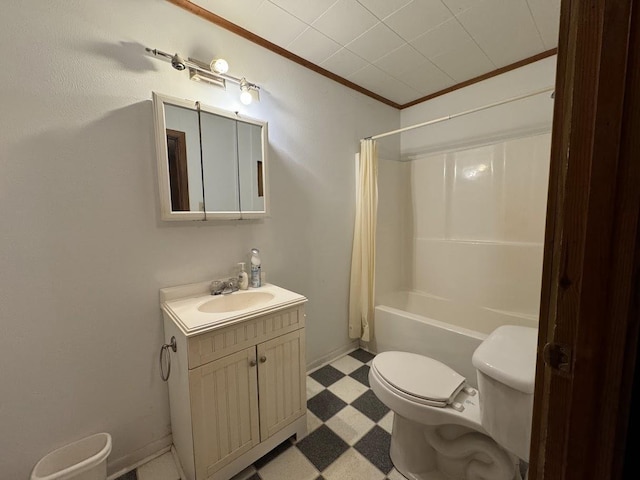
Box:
[372,351,466,405]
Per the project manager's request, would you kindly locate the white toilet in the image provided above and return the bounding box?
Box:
[369,325,537,480]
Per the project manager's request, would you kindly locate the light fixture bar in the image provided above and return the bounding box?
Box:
[145,47,260,91]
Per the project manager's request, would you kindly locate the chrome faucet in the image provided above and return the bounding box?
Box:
[210,277,240,295]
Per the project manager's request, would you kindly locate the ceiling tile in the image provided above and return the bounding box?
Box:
[242,1,308,47]
[321,48,370,78]
[374,44,427,77]
[346,23,406,63]
[399,60,454,94]
[268,0,338,24]
[312,0,379,45]
[191,0,558,106]
[375,82,423,105]
[526,0,560,49]
[430,41,495,81]
[355,0,413,20]
[348,64,403,96]
[384,0,453,42]
[411,17,478,59]
[288,27,342,64]
[456,0,545,67]
[440,0,476,15]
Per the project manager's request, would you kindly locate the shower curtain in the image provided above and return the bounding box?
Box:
[349,138,378,342]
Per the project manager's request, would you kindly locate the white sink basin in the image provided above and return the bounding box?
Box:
[160,283,307,335]
[198,291,275,313]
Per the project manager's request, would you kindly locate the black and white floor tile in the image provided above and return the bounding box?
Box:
[116,349,405,480]
[231,348,405,480]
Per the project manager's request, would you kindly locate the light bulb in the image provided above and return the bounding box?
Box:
[240,89,253,105]
[210,58,229,74]
[239,77,253,105]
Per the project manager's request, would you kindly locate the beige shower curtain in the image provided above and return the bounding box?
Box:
[349,138,378,342]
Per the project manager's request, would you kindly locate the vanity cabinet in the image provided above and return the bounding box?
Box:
[190,328,305,479]
[162,296,307,480]
[189,347,259,478]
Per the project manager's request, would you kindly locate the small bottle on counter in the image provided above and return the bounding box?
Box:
[238,262,249,290]
[250,248,261,288]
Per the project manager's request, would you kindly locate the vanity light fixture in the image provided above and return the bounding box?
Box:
[146,47,260,104]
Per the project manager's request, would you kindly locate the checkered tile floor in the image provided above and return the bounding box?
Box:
[230,348,404,480]
[116,349,405,480]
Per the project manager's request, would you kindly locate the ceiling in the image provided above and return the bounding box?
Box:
[189,0,560,107]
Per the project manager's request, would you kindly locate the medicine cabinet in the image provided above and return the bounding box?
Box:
[153,92,268,221]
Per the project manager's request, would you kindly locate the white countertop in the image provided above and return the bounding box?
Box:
[160,282,307,336]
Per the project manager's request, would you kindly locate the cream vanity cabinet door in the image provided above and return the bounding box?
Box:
[189,347,260,480]
[257,329,306,440]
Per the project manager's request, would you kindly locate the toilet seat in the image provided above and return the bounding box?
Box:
[371,351,466,408]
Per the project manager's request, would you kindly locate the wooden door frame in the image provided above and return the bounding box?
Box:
[166,128,191,211]
[530,0,640,478]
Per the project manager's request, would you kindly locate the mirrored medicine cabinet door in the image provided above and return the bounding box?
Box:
[153,92,268,221]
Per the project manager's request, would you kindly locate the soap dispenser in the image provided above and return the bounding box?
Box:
[250,248,261,288]
[238,262,249,290]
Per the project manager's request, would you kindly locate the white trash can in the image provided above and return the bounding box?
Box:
[31,433,112,480]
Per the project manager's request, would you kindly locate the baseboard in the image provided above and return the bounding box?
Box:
[306,340,359,373]
[107,434,173,479]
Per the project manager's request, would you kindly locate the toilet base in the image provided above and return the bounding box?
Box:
[390,414,520,480]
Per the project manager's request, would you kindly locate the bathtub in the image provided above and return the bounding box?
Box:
[373,291,538,388]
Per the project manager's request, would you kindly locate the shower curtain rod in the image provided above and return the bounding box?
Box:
[363,86,555,141]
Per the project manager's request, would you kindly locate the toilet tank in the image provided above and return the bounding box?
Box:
[472,326,538,461]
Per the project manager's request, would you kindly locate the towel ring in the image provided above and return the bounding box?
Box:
[159,336,177,381]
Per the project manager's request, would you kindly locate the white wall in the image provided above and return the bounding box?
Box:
[0,1,399,478]
[401,56,557,158]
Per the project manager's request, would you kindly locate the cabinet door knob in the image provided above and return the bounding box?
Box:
[249,359,257,367]
[259,355,267,363]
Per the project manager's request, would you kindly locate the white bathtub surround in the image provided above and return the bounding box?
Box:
[349,139,379,342]
[406,134,551,317]
[374,133,550,351]
[372,57,556,347]
[375,157,411,299]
